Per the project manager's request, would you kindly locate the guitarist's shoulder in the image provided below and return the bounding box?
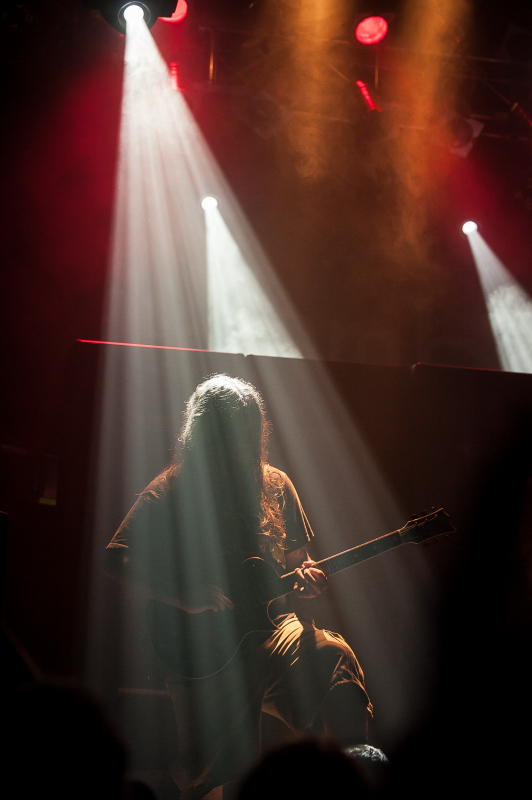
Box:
[264,464,288,488]
[265,465,301,490]
[142,469,177,502]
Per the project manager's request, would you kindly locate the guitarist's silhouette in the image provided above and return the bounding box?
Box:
[106,375,451,799]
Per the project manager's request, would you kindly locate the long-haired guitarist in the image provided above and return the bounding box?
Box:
[106,375,372,799]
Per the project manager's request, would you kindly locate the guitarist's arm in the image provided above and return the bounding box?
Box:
[105,567,233,613]
[106,477,234,614]
[105,538,233,613]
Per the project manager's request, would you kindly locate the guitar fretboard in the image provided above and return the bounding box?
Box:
[258,528,405,603]
[318,529,404,577]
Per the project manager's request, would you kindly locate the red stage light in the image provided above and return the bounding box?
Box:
[356,80,378,111]
[160,0,188,23]
[169,61,180,90]
[355,16,388,45]
[77,339,211,352]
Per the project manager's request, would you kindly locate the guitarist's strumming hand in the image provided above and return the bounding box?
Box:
[180,584,234,614]
[294,560,327,598]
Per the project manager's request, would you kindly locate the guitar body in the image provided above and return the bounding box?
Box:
[146,557,282,680]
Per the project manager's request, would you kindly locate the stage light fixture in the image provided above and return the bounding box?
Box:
[445,116,484,158]
[462,221,478,235]
[117,2,152,29]
[82,0,177,31]
[123,3,144,22]
[355,16,389,45]
[500,23,532,63]
[201,196,218,210]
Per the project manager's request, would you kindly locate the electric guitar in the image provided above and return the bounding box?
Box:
[146,508,455,680]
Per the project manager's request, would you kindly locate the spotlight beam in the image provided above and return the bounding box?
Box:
[107,6,313,355]
[203,202,302,357]
[466,228,532,373]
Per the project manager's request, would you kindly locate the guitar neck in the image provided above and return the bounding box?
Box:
[317,529,404,577]
[261,528,404,603]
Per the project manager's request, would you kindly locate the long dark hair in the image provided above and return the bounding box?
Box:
[162,375,286,557]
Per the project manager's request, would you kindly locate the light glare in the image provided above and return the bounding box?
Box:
[462,221,478,235]
[123,4,144,22]
[201,196,218,210]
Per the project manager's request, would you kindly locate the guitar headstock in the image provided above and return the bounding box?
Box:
[399,508,456,545]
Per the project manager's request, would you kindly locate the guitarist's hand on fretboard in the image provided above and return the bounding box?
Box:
[286,548,327,599]
[294,561,327,597]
